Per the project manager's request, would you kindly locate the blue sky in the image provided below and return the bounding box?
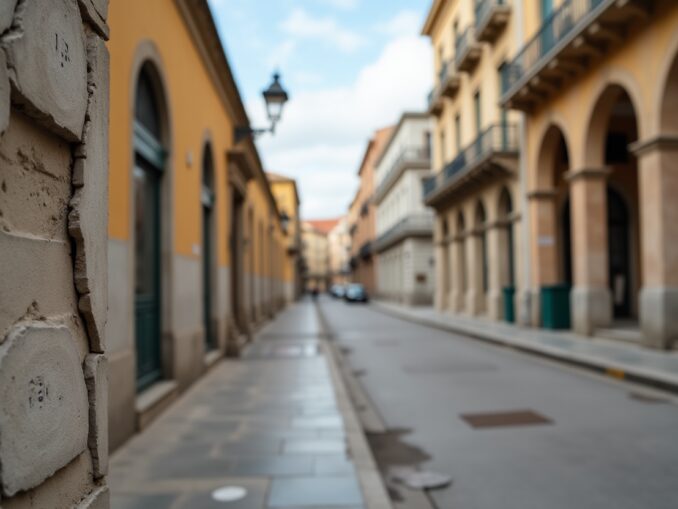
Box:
[208,0,433,219]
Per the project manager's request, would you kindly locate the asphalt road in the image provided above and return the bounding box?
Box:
[319,298,678,509]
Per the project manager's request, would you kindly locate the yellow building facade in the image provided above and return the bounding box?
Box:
[424,0,678,349]
[268,172,303,303]
[107,0,289,450]
[502,0,678,348]
[423,0,524,322]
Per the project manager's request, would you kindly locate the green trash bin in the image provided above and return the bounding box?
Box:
[540,284,571,329]
[503,286,516,323]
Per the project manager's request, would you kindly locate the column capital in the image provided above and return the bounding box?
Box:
[564,167,611,182]
[628,134,678,157]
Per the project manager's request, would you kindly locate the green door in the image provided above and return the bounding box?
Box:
[134,158,162,390]
[202,185,216,350]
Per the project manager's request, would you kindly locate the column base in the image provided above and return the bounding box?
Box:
[525,288,541,327]
[449,290,464,313]
[434,289,446,311]
[465,290,485,316]
[640,287,678,350]
[571,287,612,336]
[487,290,503,321]
[515,289,533,326]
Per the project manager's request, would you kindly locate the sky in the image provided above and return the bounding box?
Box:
[207,0,433,220]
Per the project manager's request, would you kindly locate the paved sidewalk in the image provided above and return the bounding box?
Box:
[375,301,678,393]
[109,301,374,509]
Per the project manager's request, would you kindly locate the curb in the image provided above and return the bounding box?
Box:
[315,303,394,509]
[372,302,678,396]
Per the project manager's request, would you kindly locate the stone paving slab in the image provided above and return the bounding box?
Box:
[374,301,678,394]
[109,302,371,509]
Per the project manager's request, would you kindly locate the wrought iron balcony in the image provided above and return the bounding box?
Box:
[374,146,431,205]
[501,0,651,110]
[428,60,460,116]
[375,214,434,253]
[424,124,519,208]
[455,26,482,73]
[475,0,511,44]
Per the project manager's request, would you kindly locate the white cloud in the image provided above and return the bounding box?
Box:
[280,8,365,53]
[321,0,359,9]
[251,33,433,218]
[375,9,423,36]
[267,39,297,68]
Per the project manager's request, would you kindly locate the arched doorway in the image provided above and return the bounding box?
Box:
[201,145,216,351]
[608,187,631,318]
[532,125,572,329]
[456,211,467,311]
[133,63,167,390]
[584,85,640,323]
[475,201,489,314]
[440,218,449,310]
[497,187,515,322]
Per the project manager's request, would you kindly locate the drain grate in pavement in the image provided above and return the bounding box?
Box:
[461,409,552,429]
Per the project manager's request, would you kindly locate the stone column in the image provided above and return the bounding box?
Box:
[452,236,466,312]
[527,190,560,326]
[568,168,612,335]
[0,0,110,506]
[631,136,678,349]
[434,240,447,311]
[486,221,505,321]
[466,230,484,315]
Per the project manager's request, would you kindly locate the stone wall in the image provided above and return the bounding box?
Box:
[0,0,109,507]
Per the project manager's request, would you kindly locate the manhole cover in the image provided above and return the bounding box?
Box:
[390,467,452,490]
[212,486,247,502]
[461,409,552,429]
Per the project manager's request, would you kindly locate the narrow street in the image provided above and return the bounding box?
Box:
[319,298,678,509]
[110,302,366,509]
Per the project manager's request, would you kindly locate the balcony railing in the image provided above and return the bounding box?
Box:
[501,0,647,108]
[475,0,511,43]
[455,26,482,72]
[424,124,519,204]
[374,146,430,204]
[375,214,434,253]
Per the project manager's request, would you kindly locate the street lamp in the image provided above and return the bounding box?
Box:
[235,72,289,143]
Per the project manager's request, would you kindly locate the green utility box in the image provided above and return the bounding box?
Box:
[503,286,516,323]
[540,285,571,329]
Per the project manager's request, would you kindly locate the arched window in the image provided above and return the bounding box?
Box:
[133,63,167,391]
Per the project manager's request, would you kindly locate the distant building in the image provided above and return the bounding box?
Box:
[348,127,394,296]
[268,172,303,303]
[302,219,339,292]
[328,217,352,285]
[374,113,435,305]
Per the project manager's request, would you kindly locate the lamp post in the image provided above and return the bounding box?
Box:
[235,72,289,143]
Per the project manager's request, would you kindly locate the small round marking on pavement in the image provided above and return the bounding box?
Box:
[212,486,247,503]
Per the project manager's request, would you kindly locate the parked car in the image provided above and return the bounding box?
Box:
[330,284,346,298]
[344,283,369,303]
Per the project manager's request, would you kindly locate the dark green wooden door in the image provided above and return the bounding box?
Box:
[134,159,162,390]
[202,188,215,351]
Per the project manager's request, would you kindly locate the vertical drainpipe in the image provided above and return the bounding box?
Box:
[514,0,533,326]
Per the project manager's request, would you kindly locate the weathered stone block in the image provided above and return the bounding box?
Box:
[0,0,18,34]
[0,112,72,241]
[0,51,9,134]
[3,0,88,141]
[78,486,109,509]
[0,323,89,497]
[0,231,80,344]
[69,32,109,352]
[84,354,108,478]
